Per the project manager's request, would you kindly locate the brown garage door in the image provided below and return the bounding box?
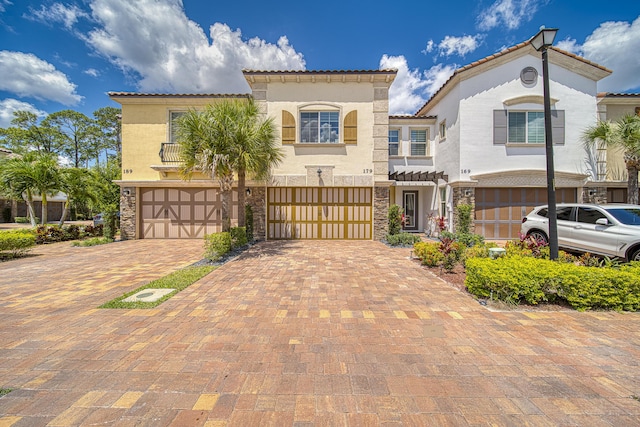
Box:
[475,187,577,239]
[267,187,372,240]
[140,188,237,239]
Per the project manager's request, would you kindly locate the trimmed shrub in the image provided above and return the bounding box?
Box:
[465,256,640,311]
[62,224,80,241]
[230,227,248,249]
[386,232,421,247]
[455,204,473,235]
[414,241,444,267]
[82,224,103,238]
[103,211,118,240]
[245,204,254,242]
[388,204,403,236]
[0,229,36,257]
[15,216,38,224]
[204,232,232,261]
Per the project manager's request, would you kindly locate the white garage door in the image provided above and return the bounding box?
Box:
[140,188,237,239]
[267,187,372,240]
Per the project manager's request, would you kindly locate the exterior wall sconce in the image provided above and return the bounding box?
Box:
[123,189,131,196]
[317,168,322,177]
[246,188,251,196]
[464,189,472,197]
[588,189,597,197]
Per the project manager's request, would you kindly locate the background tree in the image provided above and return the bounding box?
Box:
[0,111,63,155]
[58,168,99,226]
[583,114,640,204]
[93,106,122,163]
[0,152,61,225]
[93,157,122,238]
[43,110,94,168]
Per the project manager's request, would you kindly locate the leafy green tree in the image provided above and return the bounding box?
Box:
[93,106,122,162]
[43,110,94,168]
[583,114,640,204]
[93,157,122,237]
[0,111,63,155]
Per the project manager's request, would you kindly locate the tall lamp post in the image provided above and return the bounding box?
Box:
[530,26,559,260]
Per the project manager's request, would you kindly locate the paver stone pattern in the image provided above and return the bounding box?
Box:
[0,239,639,426]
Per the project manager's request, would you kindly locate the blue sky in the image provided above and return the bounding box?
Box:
[1,0,639,127]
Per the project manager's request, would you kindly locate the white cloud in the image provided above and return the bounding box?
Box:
[555,37,579,54]
[84,0,306,93]
[477,0,544,31]
[0,51,83,105]
[0,98,47,128]
[0,0,12,13]
[571,16,640,92]
[435,35,483,57]
[84,68,100,77]
[380,55,456,115]
[28,3,89,30]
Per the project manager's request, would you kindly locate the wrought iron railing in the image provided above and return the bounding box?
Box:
[159,143,181,163]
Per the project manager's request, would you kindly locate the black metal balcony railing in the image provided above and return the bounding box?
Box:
[159,143,181,163]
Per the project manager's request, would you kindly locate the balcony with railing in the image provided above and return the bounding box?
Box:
[159,143,181,163]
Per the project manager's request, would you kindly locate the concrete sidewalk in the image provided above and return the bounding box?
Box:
[0,239,639,426]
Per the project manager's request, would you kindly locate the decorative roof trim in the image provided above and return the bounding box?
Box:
[242,69,397,75]
[415,41,611,116]
[108,92,250,98]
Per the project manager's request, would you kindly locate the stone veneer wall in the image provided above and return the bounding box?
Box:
[120,187,136,240]
[451,187,476,234]
[582,186,607,204]
[374,185,390,241]
[245,186,266,241]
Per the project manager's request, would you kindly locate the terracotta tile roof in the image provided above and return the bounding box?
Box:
[598,92,640,98]
[389,115,437,120]
[107,92,250,97]
[242,69,397,75]
[415,41,611,116]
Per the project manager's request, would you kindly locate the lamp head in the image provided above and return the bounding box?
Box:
[530,27,558,51]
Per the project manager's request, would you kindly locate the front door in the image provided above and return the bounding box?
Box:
[403,191,419,231]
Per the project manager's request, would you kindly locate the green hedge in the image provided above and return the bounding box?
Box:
[0,229,36,256]
[387,232,421,247]
[465,256,640,311]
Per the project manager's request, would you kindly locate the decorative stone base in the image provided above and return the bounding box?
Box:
[374,186,390,241]
[582,186,607,204]
[246,187,266,241]
[120,187,136,240]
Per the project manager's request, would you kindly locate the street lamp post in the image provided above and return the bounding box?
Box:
[530,26,559,260]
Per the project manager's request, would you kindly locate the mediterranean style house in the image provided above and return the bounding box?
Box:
[110,40,638,241]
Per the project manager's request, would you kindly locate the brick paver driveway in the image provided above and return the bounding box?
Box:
[1,240,639,426]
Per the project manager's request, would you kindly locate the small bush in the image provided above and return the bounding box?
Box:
[15,216,38,224]
[245,204,254,242]
[0,229,36,257]
[386,232,421,247]
[62,224,80,240]
[388,204,403,236]
[414,241,444,267]
[82,224,103,238]
[230,227,248,249]
[204,232,232,261]
[103,211,118,240]
[72,237,114,247]
[34,225,65,244]
[455,204,473,235]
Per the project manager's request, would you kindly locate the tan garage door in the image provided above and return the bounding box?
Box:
[140,188,237,239]
[267,187,372,240]
[475,187,577,239]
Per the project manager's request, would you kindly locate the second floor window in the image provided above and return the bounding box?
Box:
[169,111,186,143]
[389,129,399,155]
[300,111,339,143]
[508,111,544,143]
[410,129,427,156]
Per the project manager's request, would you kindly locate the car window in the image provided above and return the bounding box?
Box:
[556,206,574,221]
[606,208,640,225]
[577,207,607,224]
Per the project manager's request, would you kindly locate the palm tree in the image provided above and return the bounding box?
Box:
[227,99,282,227]
[175,99,282,231]
[58,168,98,226]
[583,114,640,204]
[0,152,61,225]
[176,105,235,232]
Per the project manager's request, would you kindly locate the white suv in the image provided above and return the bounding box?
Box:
[521,203,640,261]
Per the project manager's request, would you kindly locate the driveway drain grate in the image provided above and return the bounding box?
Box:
[123,288,176,303]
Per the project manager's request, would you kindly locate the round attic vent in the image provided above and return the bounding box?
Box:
[520,67,538,86]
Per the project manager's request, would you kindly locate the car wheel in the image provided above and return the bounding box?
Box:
[528,230,548,244]
[629,248,640,262]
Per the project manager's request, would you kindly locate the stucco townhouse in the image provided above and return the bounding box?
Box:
[110,39,638,241]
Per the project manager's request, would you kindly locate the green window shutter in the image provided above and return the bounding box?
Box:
[344,110,357,144]
[282,110,296,145]
[551,110,565,145]
[493,110,507,144]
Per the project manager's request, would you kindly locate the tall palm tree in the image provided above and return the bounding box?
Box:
[175,99,283,231]
[227,99,282,227]
[176,105,236,232]
[583,114,640,204]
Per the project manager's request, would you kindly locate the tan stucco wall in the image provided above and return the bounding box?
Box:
[598,99,640,181]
